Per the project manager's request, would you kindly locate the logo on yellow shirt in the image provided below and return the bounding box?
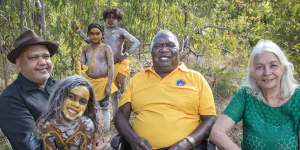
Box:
[176,79,185,86]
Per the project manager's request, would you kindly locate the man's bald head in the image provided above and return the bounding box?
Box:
[150,30,180,78]
[150,30,179,52]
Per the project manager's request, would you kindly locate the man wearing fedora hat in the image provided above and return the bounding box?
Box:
[0,30,58,150]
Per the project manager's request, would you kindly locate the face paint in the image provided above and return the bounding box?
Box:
[63,86,90,121]
[70,86,90,100]
[89,28,102,43]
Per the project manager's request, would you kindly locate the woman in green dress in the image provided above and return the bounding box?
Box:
[210,40,299,150]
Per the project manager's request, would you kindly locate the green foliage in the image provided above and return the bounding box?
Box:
[192,54,245,99]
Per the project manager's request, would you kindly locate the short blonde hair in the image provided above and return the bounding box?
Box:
[246,39,298,100]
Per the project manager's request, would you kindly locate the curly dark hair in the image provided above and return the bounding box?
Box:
[36,75,102,137]
[87,22,104,34]
[103,8,123,21]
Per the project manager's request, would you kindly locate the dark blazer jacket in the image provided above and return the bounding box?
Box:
[0,74,56,150]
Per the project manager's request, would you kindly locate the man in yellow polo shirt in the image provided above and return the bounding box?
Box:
[115,30,217,150]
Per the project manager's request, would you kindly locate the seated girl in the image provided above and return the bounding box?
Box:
[37,76,108,150]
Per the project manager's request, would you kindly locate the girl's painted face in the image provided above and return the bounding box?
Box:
[88,28,102,44]
[63,86,90,121]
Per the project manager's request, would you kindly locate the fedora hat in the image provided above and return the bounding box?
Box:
[7,30,59,64]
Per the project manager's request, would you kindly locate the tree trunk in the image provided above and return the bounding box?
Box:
[181,6,188,53]
[156,0,162,31]
[40,0,46,38]
[19,0,25,32]
[92,0,98,20]
[2,54,8,88]
[107,0,112,8]
[29,0,34,29]
[184,7,188,28]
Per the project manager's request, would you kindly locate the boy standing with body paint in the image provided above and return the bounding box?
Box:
[80,23,117,131]
[72,8,140,117]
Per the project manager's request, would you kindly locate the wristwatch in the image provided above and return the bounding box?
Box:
[185,136,196,147]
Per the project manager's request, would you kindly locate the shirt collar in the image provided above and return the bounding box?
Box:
[177,63,189,72]
[145,62,189,74]
[17,73,56,92]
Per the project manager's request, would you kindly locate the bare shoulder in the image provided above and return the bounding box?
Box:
[83,44,91,49]
[118,27,128,33]
[82,45,91,53]
[100,43,112,53]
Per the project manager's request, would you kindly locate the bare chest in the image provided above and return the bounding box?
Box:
[85,48,107,63]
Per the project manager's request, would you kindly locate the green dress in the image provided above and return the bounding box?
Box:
[224,86,300,150]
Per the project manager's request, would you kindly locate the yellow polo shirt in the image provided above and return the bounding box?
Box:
[119,63,216,149]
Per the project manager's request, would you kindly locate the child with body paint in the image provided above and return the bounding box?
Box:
[37,76,109,150]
